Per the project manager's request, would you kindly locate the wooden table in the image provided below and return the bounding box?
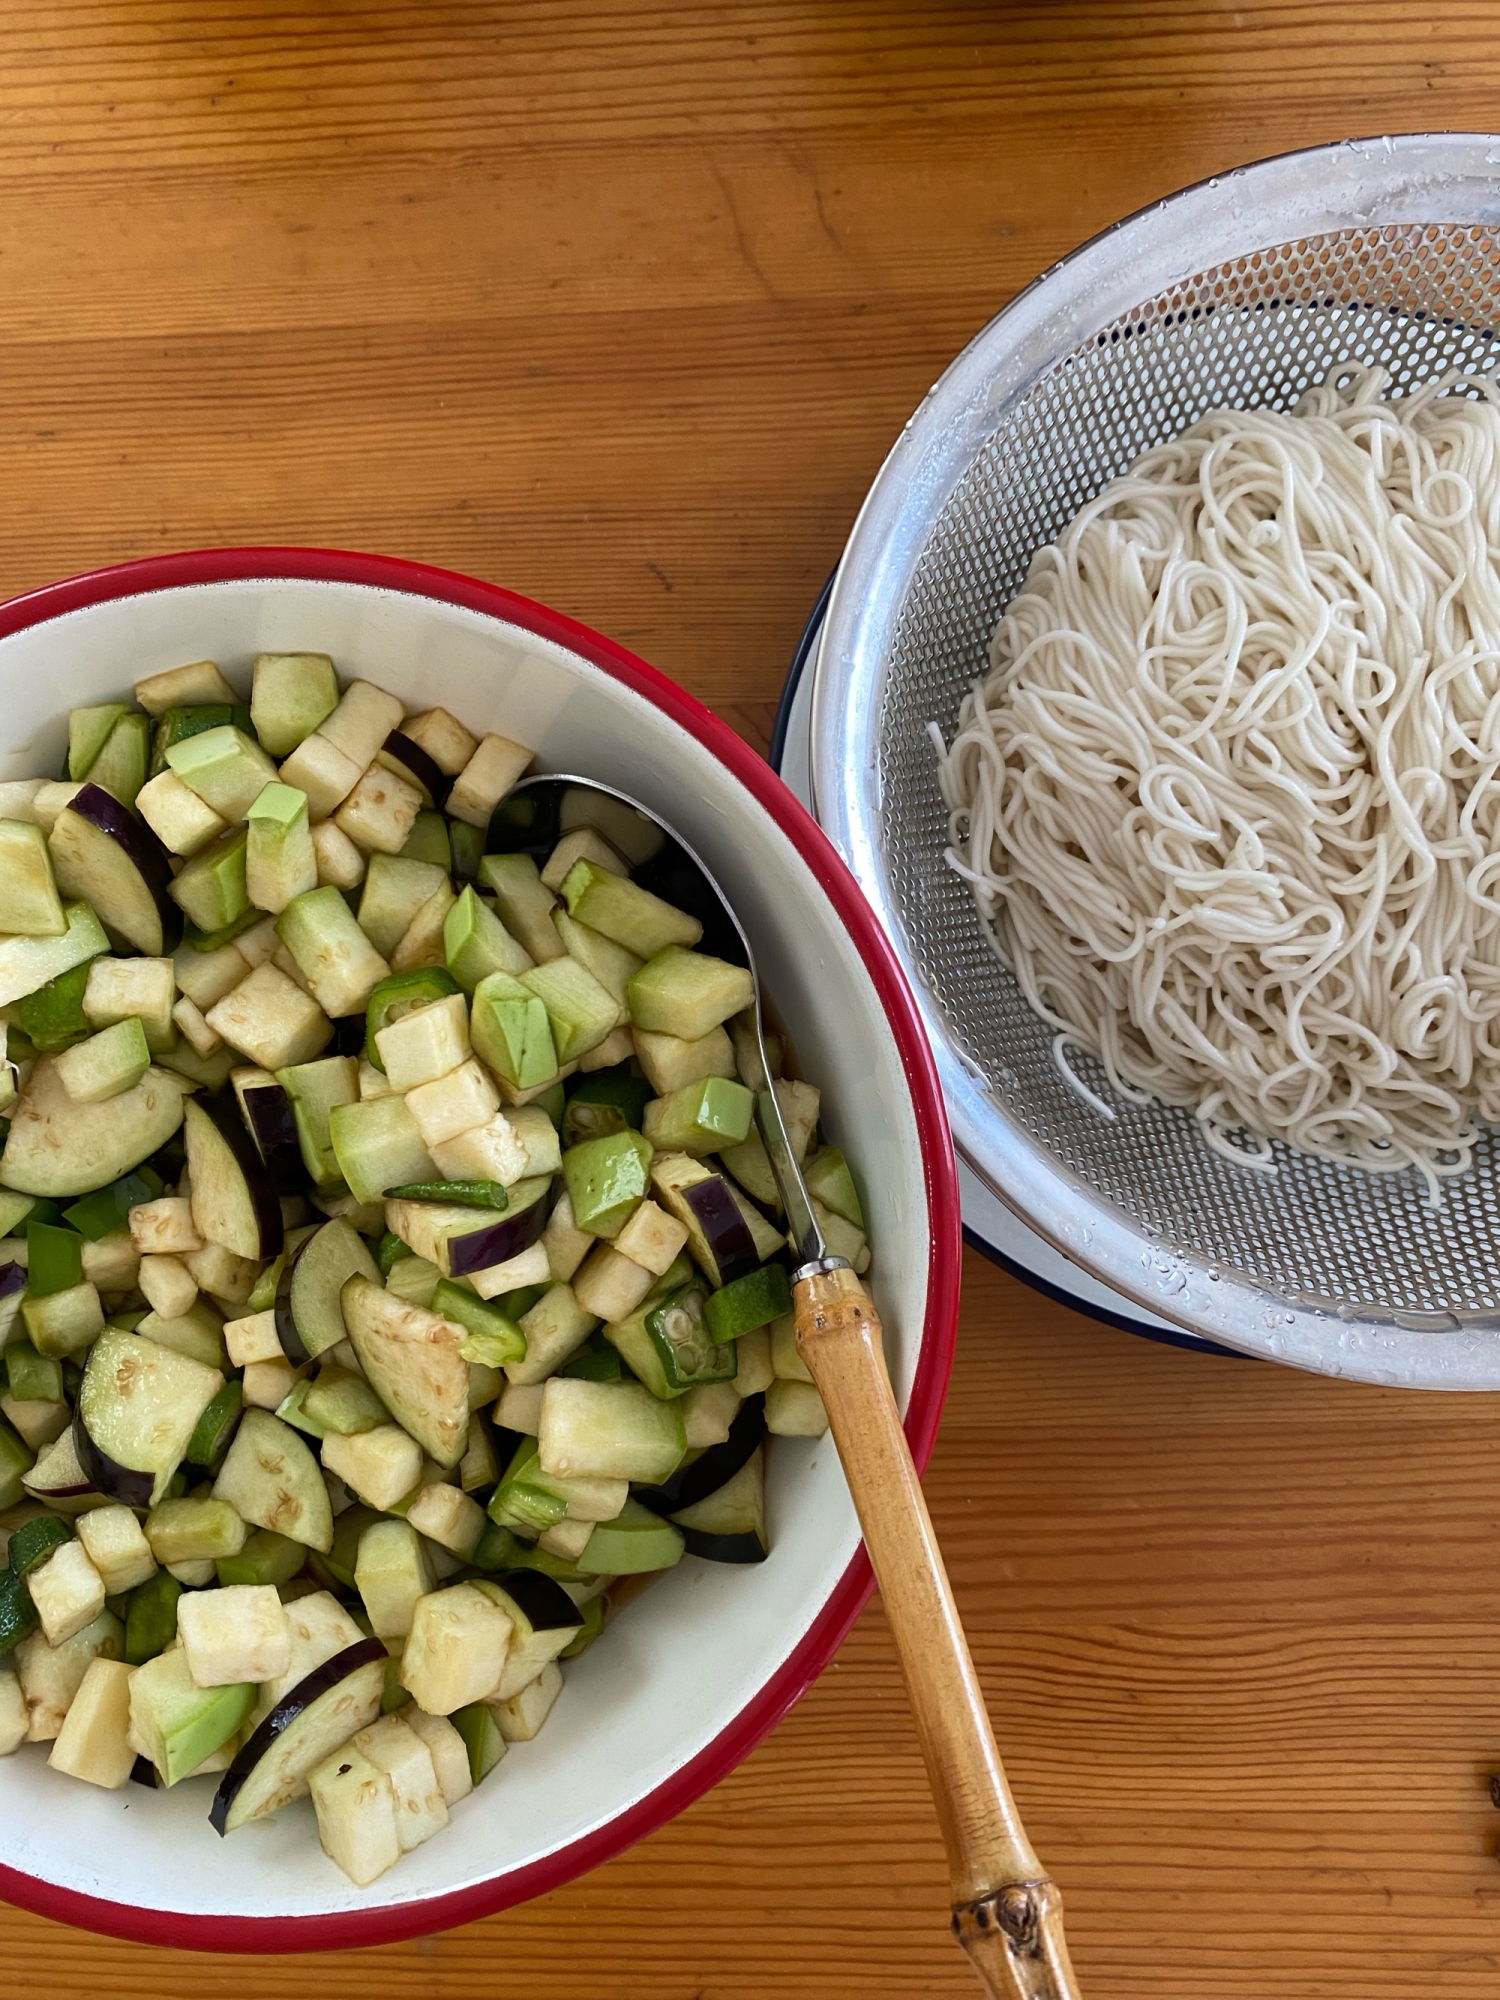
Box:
[7,5,1500,1993]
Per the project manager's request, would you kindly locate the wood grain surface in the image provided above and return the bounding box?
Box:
[7,5,1500,1994]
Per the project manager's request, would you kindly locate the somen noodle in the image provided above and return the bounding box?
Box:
[932,363,1500,1202]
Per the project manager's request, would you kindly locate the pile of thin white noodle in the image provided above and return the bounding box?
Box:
[932,363,1500,1204]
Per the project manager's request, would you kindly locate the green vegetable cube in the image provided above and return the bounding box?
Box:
[561,1129,654,1238]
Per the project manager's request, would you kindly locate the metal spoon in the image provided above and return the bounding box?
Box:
[492,774,1080,2000]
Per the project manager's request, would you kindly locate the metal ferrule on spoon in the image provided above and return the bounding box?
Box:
[499,775,1081,2000]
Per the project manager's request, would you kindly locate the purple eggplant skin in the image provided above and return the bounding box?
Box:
[67,783,183,952]
[381,731,451,811]
[274,1231,313,1365]
[674,1525,767,1564]
[240,1082,306,1195]
[634,1393,765,1516]
[130,1755,161,1790]
[70,1421,146,1505]
[680,1176,759,1287]
[492,1569,584,1636]
[447,1189,550,1278]
[209,1636,388,1836]
[0,1262,26,1301]
[202,1093,285,1264]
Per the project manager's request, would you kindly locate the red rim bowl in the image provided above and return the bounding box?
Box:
[0,548,961,1952]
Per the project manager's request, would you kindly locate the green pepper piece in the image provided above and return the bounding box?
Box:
[431,1280,526,1367]
[363,968,461,1074]
[559,1329,623,1382]
[26,1221,83,1298]
[182,906,264,953]
[562,1065,654,1147]
[451,1701,507,1782]
[185,1379,243,1468]
[376,1230,413,1277]
[63,1169,161,1242]
[560,1593,605,1658]
[383,1179,510,1211]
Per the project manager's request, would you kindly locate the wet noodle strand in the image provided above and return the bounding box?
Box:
[933,364,1500,1201]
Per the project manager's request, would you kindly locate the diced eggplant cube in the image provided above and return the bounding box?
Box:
[467,1239,550,1301]
[54,1017,151,1104]
[76,1505,157,1595]
[28,1540,107,1648]
[133,659,238,716]
[613,1199,690,1277]
[0,818,66,937]
[538,1378,686,1485]
[309,1744,403,1887]
[224,1308,285,1367]
[731,1324,774,1397]
[146,1496,249,1565]
[402,707,478,777]
[351,1711,450,1852]
[355,1518,434,1638]
[358,1057,396,1101]
[172,936,249,1012]
[182,1241,258,1306]
[428,1113,529,1188]
[390,883,457,972]
[23,1282,106,1359]
[47,1657,136,1789]
[578,1025,635,1073]
[446,733,533,828]
[277,886,390,1018]
[15,1611,124,1742]
[631,1024,736,1096]
[311,818,367,891]
[322,1424,424,1512]
[277,731,364,820]
[139,1254,199,1320]
[765,1377,829,1438]
[400,1584,514,1714]
[571,1246,654,1325]
[212,1408,333,1552]
[317,680,406,773]
[250,652,339,758]
[178,1583,290,1687]
[681,1381,740,1448]
[242,1357,298,1409]
[358,853,448,959]
[406,1059,500,1150]
[773,1078,820,1163]
[373,992,471,1092]
[172,994,222,1058]
[495,1382,543,1433]
[488,1658,562,1742]
[537,1516,593,1560]
[540,827,627,893]
[205,963,333,1072]
[505,1283,597,1386]
[333,765,423,857]
[406,1482,486,1560]
[402,1704,473,1804]
[0,1671,25,1757]
[0,780,45,826]
[800,1198,870,1275]
[540,1189,593,1283]
[85,954,177,1052]
[137,768,229,856]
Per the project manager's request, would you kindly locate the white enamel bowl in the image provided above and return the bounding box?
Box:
[0,550,961,1951]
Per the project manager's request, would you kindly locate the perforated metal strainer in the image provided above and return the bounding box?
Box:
[812,134,1500,1388]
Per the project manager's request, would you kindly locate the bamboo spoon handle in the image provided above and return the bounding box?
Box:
[794,1265,1081,2000]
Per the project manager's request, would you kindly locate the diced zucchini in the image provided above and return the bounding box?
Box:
[576,1497,684,1576]
[628,947,756,1042]
[166,726,279,823]
[146,1495,249,1565]
[245,782,318,914]
[476,853,566,964]
[168,828,250,935]
[277,1054,360,1185]
[0,899,110,1011]
[643,1075,754,1154]
[560,861,702,961]
[0,819,66,937]
[53,1016,151,1104]
[251,653,339,757]
[444,884,532,992]
[561,1129,653,1238]
[805,1144,864,1230]
[520,956,621,1064]
[329,1096,439,1207]
[400,809,453,870]
[704,1262,792,1344]
[69,703,131,783]
[765,1377,829,1438]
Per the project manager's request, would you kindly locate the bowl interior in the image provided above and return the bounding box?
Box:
[0,573,936,1931]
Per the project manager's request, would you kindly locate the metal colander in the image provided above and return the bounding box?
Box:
[811,135,1500,1387]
